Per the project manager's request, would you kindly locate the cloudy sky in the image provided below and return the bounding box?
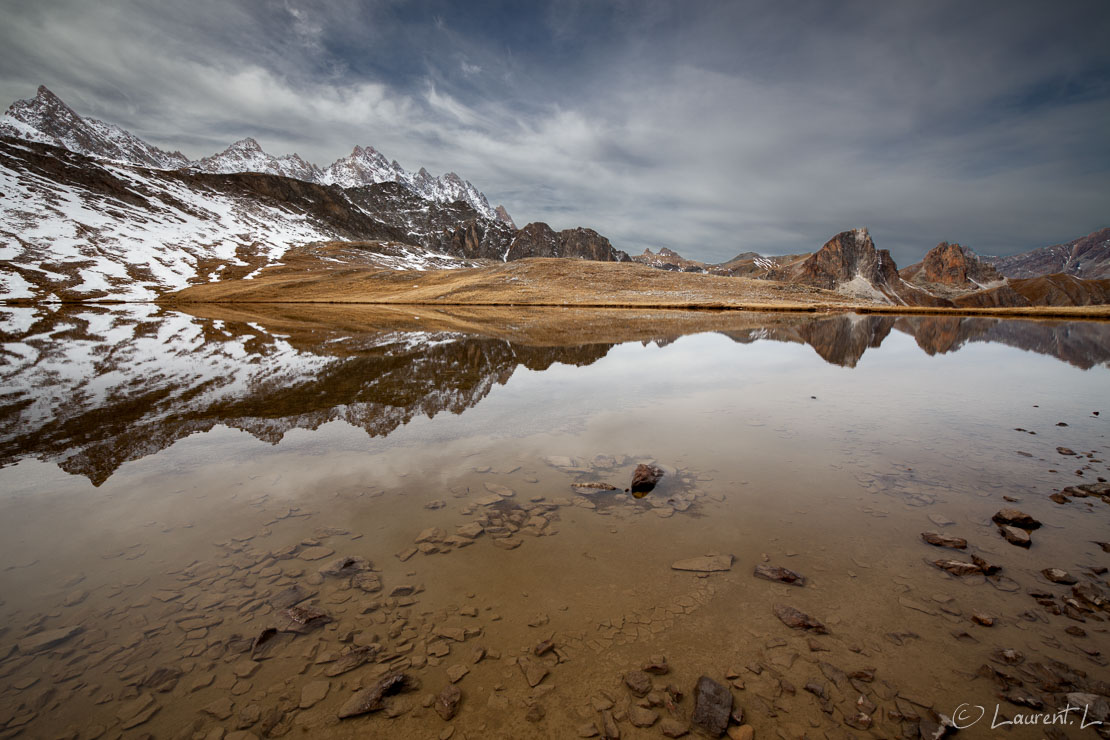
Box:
[2,0,1108,263]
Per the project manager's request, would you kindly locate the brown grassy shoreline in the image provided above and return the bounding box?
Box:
[8,257,1110,319]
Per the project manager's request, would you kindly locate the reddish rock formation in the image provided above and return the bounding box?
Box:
[900,242,1003,288]
[784,228,948,306]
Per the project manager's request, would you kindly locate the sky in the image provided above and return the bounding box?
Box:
[1,0,1108,264]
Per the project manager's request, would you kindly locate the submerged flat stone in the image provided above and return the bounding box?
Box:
[671,555,733,572]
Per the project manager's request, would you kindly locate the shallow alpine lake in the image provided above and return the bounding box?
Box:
[1,303,1108,740]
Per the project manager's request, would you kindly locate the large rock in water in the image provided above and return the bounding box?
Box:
[630,464,665,494]
[691,676,732,737]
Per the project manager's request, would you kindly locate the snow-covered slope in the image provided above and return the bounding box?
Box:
[0,138,483,301]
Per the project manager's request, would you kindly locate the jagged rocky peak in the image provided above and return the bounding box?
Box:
[0,85,190,169]
[795,228,892,289]
[900,241,1002,288]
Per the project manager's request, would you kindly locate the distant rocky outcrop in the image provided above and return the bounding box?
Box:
[632,248,707,273]
[984,228,1110,279]
[505,223,630,262]
[900,242,1003,289]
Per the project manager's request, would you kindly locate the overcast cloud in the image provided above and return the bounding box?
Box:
[1,0,1108,263]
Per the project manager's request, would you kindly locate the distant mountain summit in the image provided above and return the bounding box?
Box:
[0,85,512,223]
[0,85,190,168]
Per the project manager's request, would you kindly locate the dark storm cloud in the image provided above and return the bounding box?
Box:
[1,0,1108,263]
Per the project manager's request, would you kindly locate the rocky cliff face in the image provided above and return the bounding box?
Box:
[784,228,946,306]
[899,242,1003,289]
[984,228,1110,279]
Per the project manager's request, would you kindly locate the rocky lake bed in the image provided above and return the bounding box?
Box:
[1,305,1108,739]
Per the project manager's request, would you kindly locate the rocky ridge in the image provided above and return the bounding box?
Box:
[984,227,1110,280]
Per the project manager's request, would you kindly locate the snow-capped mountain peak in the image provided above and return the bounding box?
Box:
[0,85,190,169]
[193,137,324,182]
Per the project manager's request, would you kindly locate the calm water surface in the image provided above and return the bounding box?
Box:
[1,305,1108,740]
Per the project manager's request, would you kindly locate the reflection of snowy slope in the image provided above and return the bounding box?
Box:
[0,306,336,480]
[0,306,612,484]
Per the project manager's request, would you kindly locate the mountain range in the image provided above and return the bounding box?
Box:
[0,87,625,301]
[0,85,1107,307]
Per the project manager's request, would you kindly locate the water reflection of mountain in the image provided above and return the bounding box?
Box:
[1,305,1107,484]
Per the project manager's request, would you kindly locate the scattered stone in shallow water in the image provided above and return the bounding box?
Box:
[671,555,733,572]
[625,669,653,697]
[299,546,335,561]
[691,676,732,737]
[991,509,1041,529]
[920,532,967,550]
[325,645,380,677]
[971,612,995,626]
[930,559,981,577]
[299,680,330,709]
[337,672,411,719]
[533,639,554,657]
[572,482,619,493]
[270,584,314,610]
[17,626,82,654]
[773,604,828,634]
[278,604,332,633]
[1041,568,1077,584]
[436,684,462,720]
[628,705,658,727]
[630,464,665,494]
[446,664,469,683]
[753,563,806,586]
[998,525,1031,548]
[928,513,956,527]
[519,658,549,688]
[319,555,371,576]
[970,555,1001,576]
[641,655,669,675]
[1057,446,1077,456]
[660,718,690,737]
